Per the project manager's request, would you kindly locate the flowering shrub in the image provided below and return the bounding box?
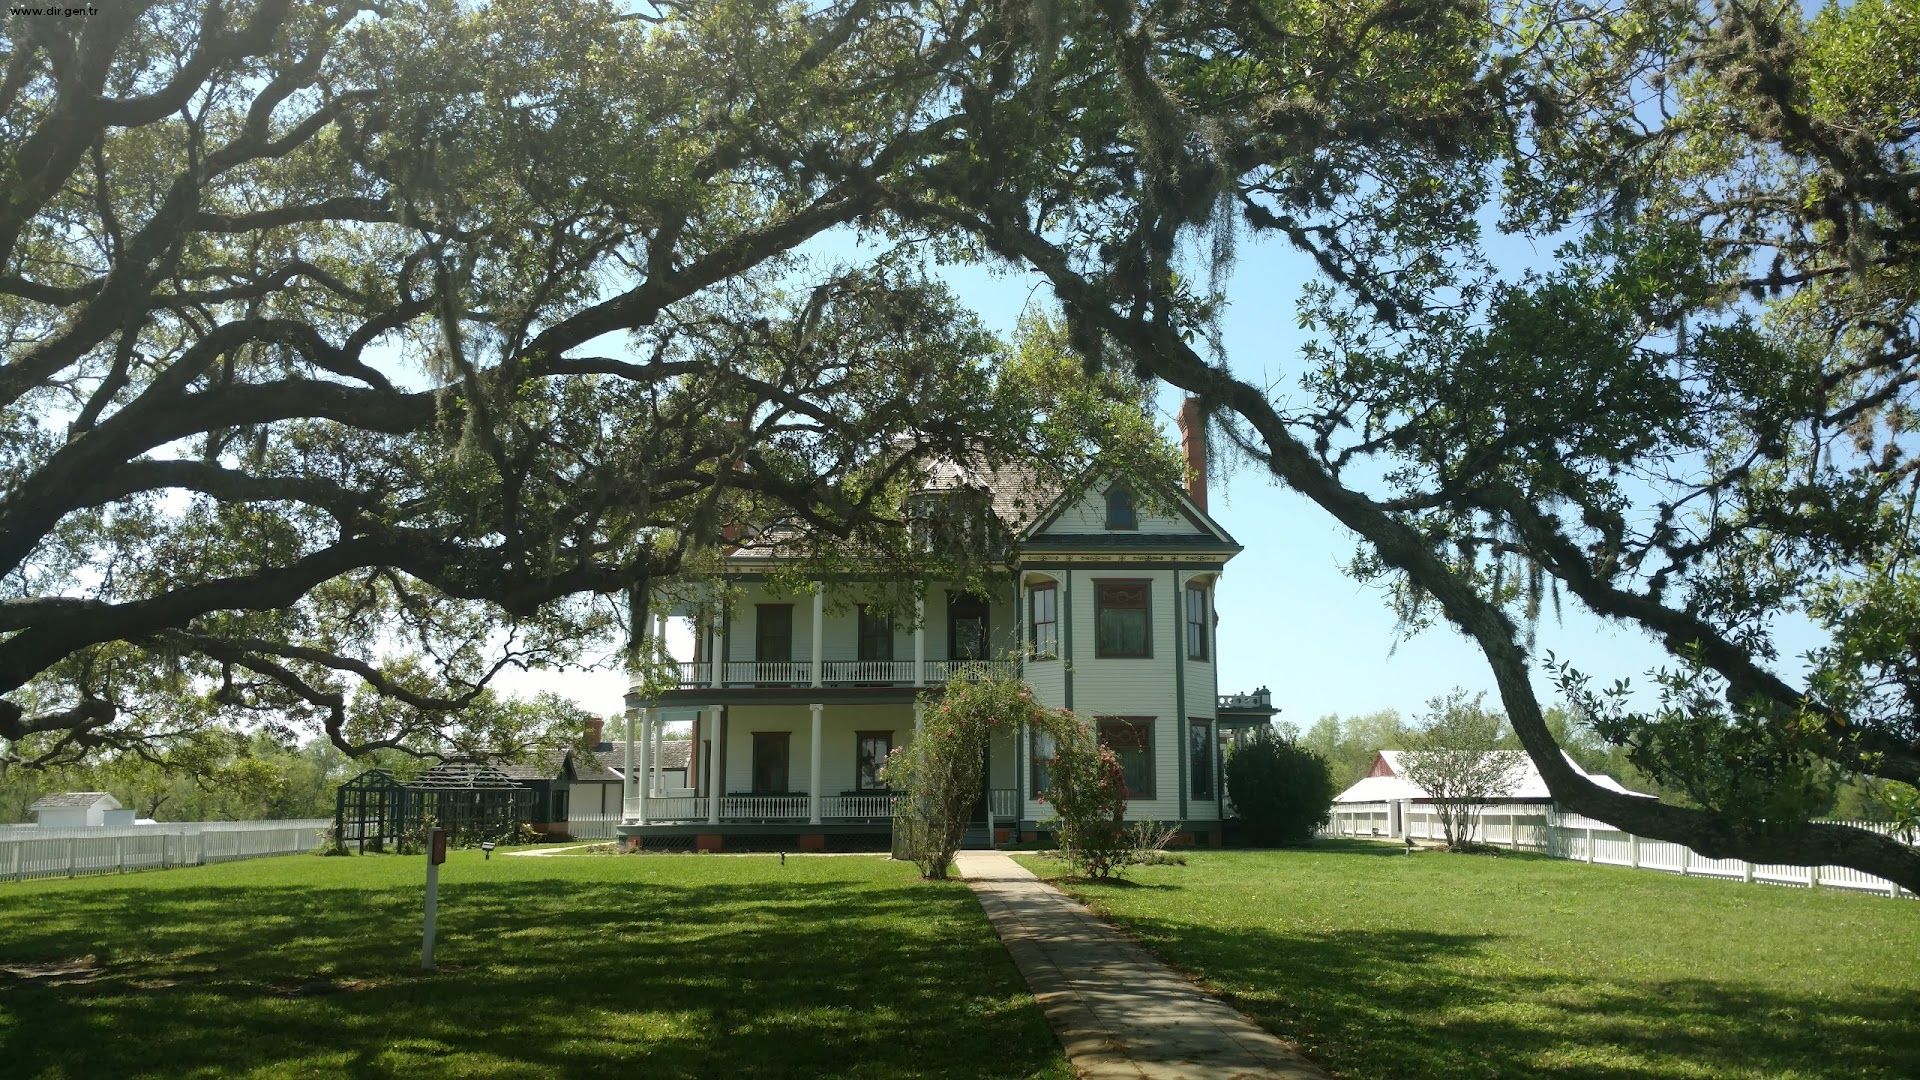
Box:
[1042,737,1132,878]
[886,669,1084,879]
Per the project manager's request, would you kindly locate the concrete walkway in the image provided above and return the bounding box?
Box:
[954,851,1327,1080]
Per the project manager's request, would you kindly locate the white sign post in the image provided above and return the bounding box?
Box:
[422,827,447,970]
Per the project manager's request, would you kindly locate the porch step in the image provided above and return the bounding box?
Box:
[959,825,994,850]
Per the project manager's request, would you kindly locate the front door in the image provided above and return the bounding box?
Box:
[752,732,790,794]
[948,593,989,661]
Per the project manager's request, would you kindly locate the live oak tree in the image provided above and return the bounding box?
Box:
[0,0,1090,770]
[861,0,1920,888]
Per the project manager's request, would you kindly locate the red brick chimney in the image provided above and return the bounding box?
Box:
[586,716,605,749]
[1177,397,1208,512]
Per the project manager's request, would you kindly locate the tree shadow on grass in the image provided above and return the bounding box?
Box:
[1075,910,1919,1079]
[0,875,1064,1078]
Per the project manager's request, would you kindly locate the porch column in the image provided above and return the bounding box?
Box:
[913,594,926,686]
[914,702,925,734]
[811,582,825,687]
[808,703,824,825]
[716,605,729,687]
[651,711,665,795]
[622,708,637,822]
[635,707,651,826]
[707,706,722,824]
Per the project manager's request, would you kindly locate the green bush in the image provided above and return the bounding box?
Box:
[1227,733,1336,845]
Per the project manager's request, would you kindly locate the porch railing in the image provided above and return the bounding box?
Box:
[822,793,902,820]
[923,659,1019,683]
[642,795,708,822]
[719,795,810,821]
[725,661,811,685]
[820,660,917,684]
[664,658,1022,688]
[989,788,1019,820]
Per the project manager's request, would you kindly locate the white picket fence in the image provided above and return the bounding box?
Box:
[565,813,621,840]
[1323,802,1915,899]
[0,819,330,883]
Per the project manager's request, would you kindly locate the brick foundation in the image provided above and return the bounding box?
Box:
[798,833,827,852]
[994,827,1013,845]
[695,833,724,853]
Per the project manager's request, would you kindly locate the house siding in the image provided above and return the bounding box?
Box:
[1015,566,1185,823]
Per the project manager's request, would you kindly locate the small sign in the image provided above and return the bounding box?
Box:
[429,828,448,866]
[479,841,497,860]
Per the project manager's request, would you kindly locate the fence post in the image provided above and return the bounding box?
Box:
[1680,846,1691,876]
[7,841,18,881]
[115,836,125,873]
[1584,827,1595,864]
[66,838,76,877]
[1742,859,1754,884]
[1808,864,1820,889]
[1629,834,1640,869]
[1507,812,1519,851]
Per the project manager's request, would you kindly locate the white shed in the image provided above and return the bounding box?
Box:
[28,791,123,828]
[1333,751,1649,838]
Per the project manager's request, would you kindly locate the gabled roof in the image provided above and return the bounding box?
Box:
[1334,750,1651,804]
[719,450,1240,565]
[485,747,620,784]
[28,791,121,811]
[1017,465,1238,548]
[413,760,528,790]
[604,739,692,777]
[723,455,1068,563]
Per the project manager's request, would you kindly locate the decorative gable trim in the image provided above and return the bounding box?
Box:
[1020,467,1237,546]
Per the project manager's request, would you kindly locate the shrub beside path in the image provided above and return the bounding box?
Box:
[954,851,1327,1079]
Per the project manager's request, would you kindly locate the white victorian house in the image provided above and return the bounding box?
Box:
[618,401,1265,851]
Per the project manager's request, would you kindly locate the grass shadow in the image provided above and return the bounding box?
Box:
[0,857,1067,1078]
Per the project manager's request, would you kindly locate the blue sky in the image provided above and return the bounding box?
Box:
[497,222,1754,730]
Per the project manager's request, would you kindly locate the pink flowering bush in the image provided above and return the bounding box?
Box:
[1042,738,1133,879]
[887,669,1082,879]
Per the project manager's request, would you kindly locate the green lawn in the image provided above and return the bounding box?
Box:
[1018,842,1920,1080]
[0,850,1068,1078]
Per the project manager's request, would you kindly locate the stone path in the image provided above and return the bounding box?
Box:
[953,851,1327,1080]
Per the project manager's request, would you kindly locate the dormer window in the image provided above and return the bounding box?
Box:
[1105,484,1137,530]
[909,488,997,554]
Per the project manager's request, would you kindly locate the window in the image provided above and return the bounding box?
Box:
[1030,728,1057,795]
[755,604,793,663]
[857,605,893,662]
[1028,583,1058,659]
[1185,582,1209,661]
[1095,580,1151,658]
[856,731,893,791]
[1190,719,1213,800]
[1105,484,1137,530]
[1097,717,1154,799]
